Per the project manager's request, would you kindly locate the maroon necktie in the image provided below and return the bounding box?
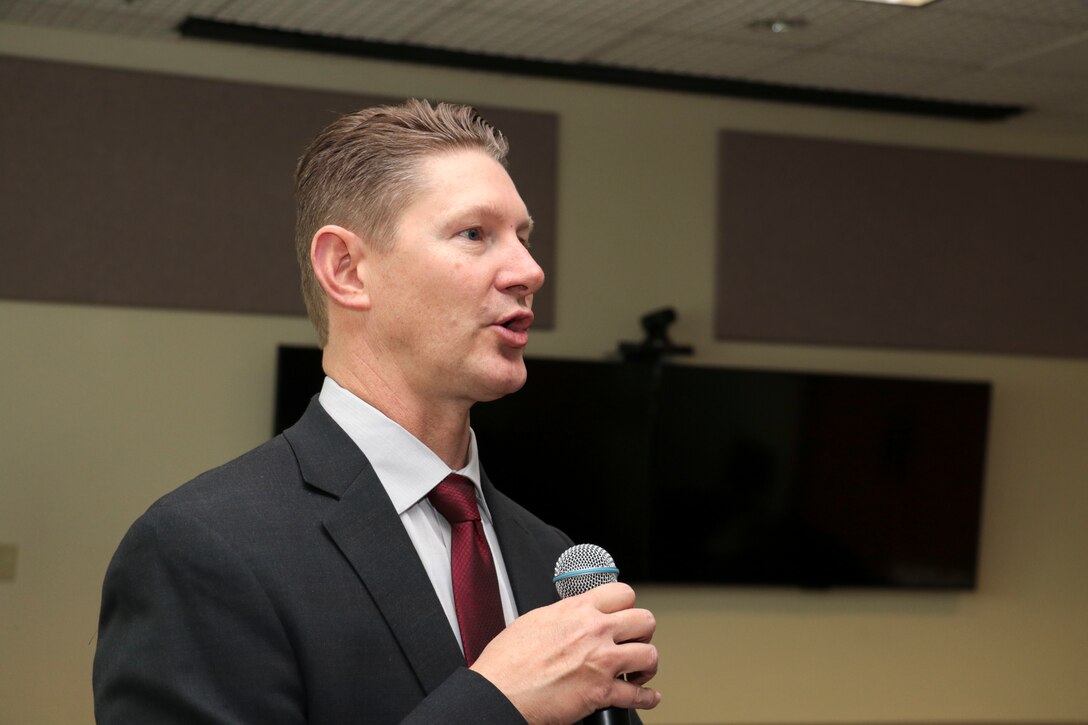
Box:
[428,473,506,666]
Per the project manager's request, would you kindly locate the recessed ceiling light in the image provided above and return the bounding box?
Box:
[850,0,941,6]
[748,17,809,33]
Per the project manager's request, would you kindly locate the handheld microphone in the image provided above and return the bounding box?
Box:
[553,544,631,725]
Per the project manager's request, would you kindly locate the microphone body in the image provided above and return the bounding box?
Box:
[553,545,632,725]
[587,707,631,725]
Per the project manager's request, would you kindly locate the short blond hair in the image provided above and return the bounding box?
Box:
[294,98,510,346]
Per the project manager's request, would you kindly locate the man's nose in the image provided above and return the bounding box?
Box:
[499,238,545,296]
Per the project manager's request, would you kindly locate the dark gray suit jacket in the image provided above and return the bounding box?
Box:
[93,399,573,724]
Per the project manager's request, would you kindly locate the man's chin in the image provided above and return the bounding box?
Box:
[471,362,528,403]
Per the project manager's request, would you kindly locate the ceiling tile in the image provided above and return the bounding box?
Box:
[999,35,1088,78]
[834,9,1082,66]
[406,9,632,63]
[746,50,956,96]
[214,0,459,41]
[0,0,169,35]
[462,0,687,31]
[657,0,904,47]
[937,0,1088,26]
[0,0,59,25]
[3,0,1088,132]
[592,33,800,77]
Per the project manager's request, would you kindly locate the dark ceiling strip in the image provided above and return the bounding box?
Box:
[178,16,1023,122]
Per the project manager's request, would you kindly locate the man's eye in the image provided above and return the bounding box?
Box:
[459,228,483,241]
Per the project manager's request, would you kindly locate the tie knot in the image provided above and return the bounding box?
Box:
[428,474,481,524]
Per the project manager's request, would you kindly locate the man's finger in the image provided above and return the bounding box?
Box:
[577,581,636,613]
[609,679,662,711]
[609,606,656,644]
[612,641,659,683]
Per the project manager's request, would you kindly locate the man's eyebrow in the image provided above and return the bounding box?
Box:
[453,203,534,235]
[520,214,535,237]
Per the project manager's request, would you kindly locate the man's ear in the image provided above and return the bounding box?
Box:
[310,224,372,311]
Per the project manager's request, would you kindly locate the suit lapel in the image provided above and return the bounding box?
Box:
[483,473,563,615]
[284,401,465,694]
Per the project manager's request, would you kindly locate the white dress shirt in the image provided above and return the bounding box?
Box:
[318,376,519,654]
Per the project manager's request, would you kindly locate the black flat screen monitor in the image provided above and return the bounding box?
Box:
[275,348,991,590]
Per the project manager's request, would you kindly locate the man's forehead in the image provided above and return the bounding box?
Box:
[413,150,532,225]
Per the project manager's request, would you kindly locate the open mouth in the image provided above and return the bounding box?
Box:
[499,312,534,332]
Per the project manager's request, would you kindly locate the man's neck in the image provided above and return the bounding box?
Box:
[324,355,472,470]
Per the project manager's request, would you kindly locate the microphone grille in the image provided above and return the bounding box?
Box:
[553,544,619,599]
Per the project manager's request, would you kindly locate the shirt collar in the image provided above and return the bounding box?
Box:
[317,376,489,520]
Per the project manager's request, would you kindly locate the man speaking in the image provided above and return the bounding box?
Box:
[93,99,660,724]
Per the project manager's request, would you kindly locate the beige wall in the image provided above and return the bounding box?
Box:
[2,23,1088,725]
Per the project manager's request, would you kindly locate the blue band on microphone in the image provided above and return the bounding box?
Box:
[552,566,619,583]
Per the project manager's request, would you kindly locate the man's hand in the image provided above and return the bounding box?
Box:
[470,582,660,725]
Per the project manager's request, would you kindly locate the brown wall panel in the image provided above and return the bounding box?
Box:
[0,56,558,327]
[716,131,1088,358]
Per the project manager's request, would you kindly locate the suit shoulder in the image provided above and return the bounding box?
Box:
[126,434,327,551]
[152,435,300,510]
